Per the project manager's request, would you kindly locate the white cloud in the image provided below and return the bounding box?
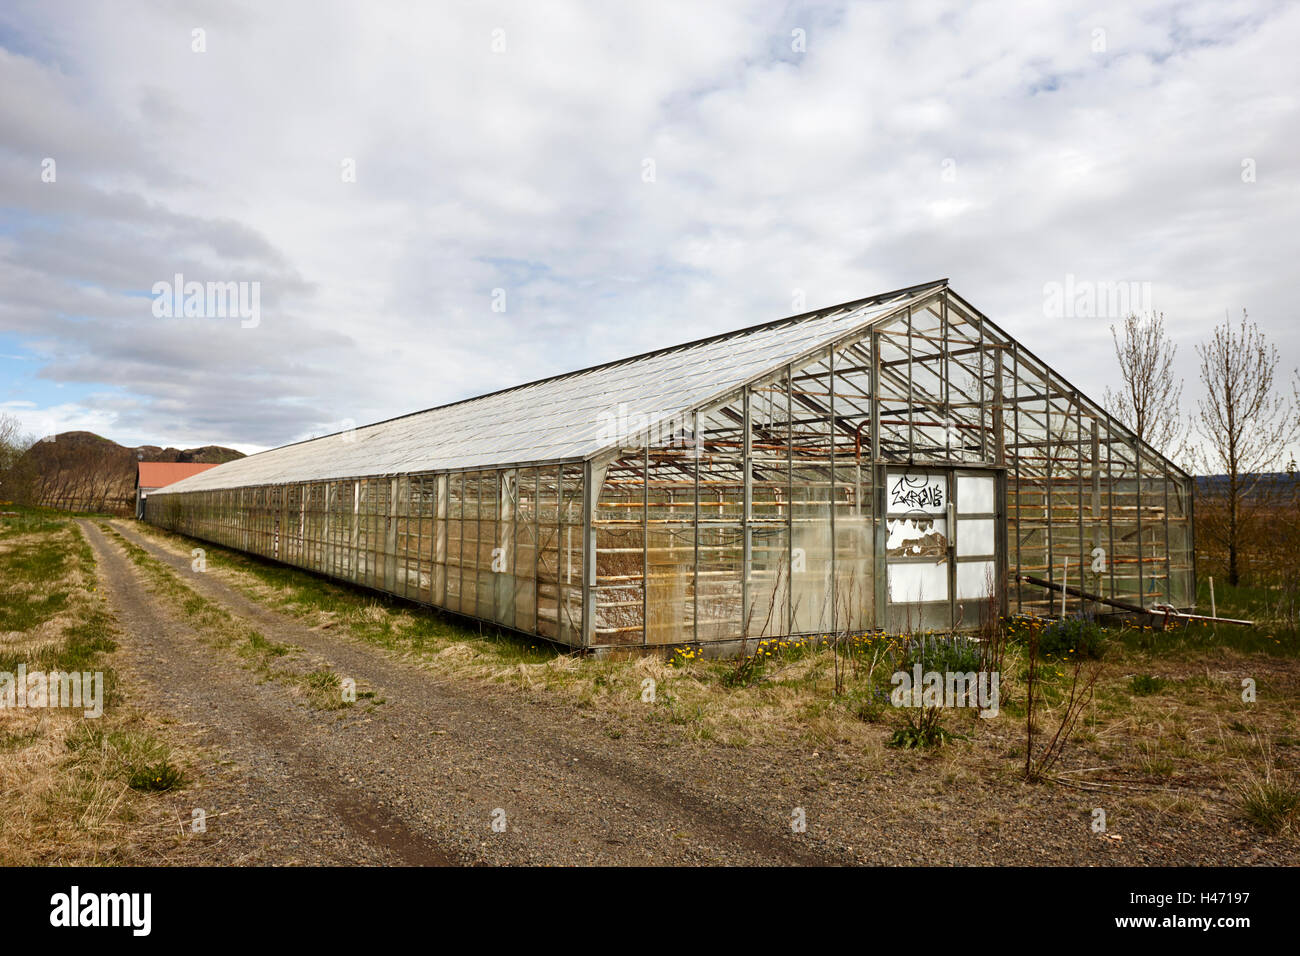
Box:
[0,0,1296,457]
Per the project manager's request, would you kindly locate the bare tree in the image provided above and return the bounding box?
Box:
[1103,312,1185,463]
[0,412,34,501]
[1194,309,1299,586]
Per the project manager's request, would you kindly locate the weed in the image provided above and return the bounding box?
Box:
[887,707,955,749]
[720,651,765,688]
[1130,674,1165,696]
[128,760,187,793]
[904,633,983,673]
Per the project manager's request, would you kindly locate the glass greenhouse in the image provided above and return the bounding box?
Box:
[146,280,1195,651]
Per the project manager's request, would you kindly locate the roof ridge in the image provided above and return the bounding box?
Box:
[155,279,951,492]
[248,278,949,459]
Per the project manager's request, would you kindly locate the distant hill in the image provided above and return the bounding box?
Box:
[4,431,245,515]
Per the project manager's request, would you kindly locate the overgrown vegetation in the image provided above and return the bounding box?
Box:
[66,724,188,793]
[1031,615,1107,660]
[1130,674,1165,696]
[0,507,192,864]
[1235,771,1300,835]
[1229,735,1300,836]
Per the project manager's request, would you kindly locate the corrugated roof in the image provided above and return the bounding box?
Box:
[156,280,946,494]
[138,461,221,489]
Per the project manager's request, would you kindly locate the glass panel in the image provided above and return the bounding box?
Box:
[746,373,791,639]
[887,561,949,604]
[644,429,695,646]
[956,559,996,600]
[697,392,745,642]
[557,465,585,646]
[790,350,834,635]
[594,453,645,646]
[957,474,995,515]
[513,469,537,630]
[957,518,995,556]
[832,342,873,632]
[535,468,560,639]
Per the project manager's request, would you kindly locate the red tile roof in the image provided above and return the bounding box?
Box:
[137,461,220,490]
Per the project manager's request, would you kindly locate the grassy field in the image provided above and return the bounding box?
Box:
[130,516,1300,841]
[0,506,194,864]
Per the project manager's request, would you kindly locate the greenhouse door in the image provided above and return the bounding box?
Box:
[883,467,1003,632]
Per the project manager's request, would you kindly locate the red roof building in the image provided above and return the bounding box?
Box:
[135,462,220,518]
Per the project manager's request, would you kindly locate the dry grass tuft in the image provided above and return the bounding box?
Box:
[0,519,197,864]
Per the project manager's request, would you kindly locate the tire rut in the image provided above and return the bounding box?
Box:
[82,520,454,865]
[96,520,845,866]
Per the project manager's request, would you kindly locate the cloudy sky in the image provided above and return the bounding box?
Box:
[0,0,1296,455]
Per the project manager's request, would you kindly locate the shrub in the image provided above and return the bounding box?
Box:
[904,634,983,673]
[1034,616,1106,660]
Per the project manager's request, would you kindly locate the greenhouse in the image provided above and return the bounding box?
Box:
[146,279,1195,651]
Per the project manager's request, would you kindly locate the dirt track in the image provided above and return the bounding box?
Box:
[80,519,1285,866]
[82,519,847,865]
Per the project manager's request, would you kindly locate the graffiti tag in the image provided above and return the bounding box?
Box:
[889,475,945,511]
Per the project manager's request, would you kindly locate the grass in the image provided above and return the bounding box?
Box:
[0,504,78,541]
[1107,576,1300,659]
[1224,733,1300,835]
[1130,674,1165,696]
[1236,771,1300,834]
[66,723,189,793]
[0,540,70,631]
[128,760,187,793]
[0,507,194,864]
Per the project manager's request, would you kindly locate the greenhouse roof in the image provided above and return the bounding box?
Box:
[157,279,952,493]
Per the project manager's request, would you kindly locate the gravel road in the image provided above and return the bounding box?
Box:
[81,519,1287,866]
[83,519,847,865]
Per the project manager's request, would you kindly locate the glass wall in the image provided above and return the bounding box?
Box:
[148,465,585,647]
